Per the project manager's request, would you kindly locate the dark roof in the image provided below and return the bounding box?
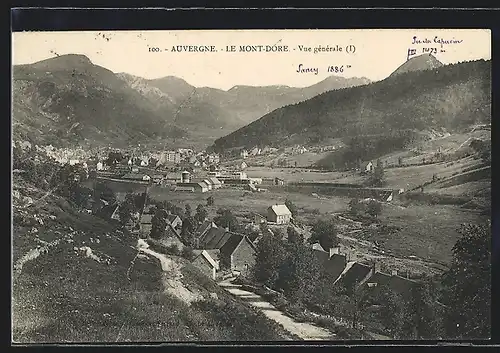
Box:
[387,275,419,301]
[366,271,391,287]
[98,203,119,219]
[199,227,230,249]
[194,220,216,238]
[198,227,255,257]
[324,254,347,281]
[165,223,182,238]
[313,249,330,265]
[339,262,372,292]
[220,233,245,257]
[366,272,419,302]
[166,214,180,224]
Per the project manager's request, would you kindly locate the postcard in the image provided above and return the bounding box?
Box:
[11,28,491,343]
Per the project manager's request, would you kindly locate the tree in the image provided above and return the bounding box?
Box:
[398,156,403,166]
[335,285,370,330]
[118,193,137,226]
[310,218,338,250]
[287,226,303,244]
[73,186,92,209]
[414,277,446,339]
[57,164,79,199]
[368,159,385,187]
[276,242,322,303]
[285,199,298,218]
[373,286,413,338]
[366,200,382,218]
[214,208,240,232]
[105,151,124,167]
[150,207,168,239]
[207,195,215,206]
[94,182,116,205]
[185,204,192,218]
[181,216,196,246]
[194,204,208,224]
[441,222,491,339]
[348,198,365,216]
[252,235,288,286]
[134,192,149,212]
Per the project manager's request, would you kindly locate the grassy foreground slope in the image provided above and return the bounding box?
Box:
[12,178,295,342]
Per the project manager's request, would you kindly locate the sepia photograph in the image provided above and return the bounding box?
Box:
[11,28,491,343]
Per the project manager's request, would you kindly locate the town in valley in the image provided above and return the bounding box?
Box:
[12,29,491,343]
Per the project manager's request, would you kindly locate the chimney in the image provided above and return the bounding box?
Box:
[329,247,340,257]
[391,270,398,276]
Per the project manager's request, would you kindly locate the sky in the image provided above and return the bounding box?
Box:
[12,29,491,91]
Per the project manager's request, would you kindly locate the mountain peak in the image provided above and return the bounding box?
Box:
[26,54,94,71]
[390,53,444,77]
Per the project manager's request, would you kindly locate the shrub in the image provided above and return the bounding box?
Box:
[181,246,195,260]
[167,244,180,256]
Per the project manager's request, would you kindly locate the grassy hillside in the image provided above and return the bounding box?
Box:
[12,149,296,342]
[213,59,491,151]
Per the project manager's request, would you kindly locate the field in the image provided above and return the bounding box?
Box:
[147,182,488,267]
[376,203,489,265]
[148,187,351,222]
[332,156,485,190]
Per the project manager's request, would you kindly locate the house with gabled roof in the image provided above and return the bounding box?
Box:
[336,262,374,294]
[192,249,220,280]
[360,161,374,174]
[201,179,212,191]
[97,203,120,223]
[166,214,182,230]
[196,228,257,276]
[312,244,349,283]
[194,221,218,247]
[208,177,222,189]
[266,204,292,224]
[364,271,420,303]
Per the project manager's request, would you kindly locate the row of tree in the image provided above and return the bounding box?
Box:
[251,218,491,339]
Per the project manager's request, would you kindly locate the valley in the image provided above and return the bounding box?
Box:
[11,45,491,343]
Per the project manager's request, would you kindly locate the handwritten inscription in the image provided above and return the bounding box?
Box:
[296,64,319,75]
[407,35,464,61]
[296,64,350,75]
[412,36,463,48]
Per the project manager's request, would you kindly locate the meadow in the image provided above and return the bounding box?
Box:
[376,203,489,265]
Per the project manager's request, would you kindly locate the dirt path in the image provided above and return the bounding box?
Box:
[139,246,201,305]
[219,280,335,340]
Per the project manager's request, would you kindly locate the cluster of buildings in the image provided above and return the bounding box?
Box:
[311,243,419,310]
[239,146,280,159]
[174,170,223,193]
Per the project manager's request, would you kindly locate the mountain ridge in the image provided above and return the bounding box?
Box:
[212,59,491,153]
